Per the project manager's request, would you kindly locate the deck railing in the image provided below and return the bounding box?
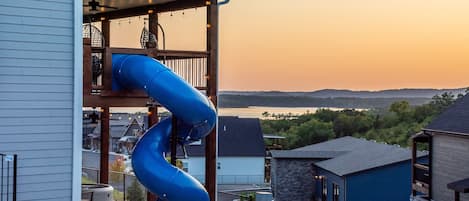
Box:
[87,48,209,94]
[0,154,17,201]
[82,167,148,201]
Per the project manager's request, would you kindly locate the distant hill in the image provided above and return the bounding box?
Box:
[219,88,467,108]
[221,88,467,98]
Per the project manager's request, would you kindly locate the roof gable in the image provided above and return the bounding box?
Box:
[178,116,265,157]
[275,136,426,176]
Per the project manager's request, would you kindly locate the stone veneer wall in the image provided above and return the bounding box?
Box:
[271,158,319,201]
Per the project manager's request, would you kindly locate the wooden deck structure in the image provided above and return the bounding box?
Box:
[411,132,432,200]
[82,1,220,200]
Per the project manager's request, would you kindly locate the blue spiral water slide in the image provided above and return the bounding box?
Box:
[111,54,216,201]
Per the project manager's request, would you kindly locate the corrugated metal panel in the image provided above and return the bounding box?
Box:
[0,0,75,200]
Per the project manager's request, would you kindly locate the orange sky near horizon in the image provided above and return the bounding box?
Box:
[110,0,469,91]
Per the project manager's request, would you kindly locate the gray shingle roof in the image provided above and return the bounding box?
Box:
[424,94,469,136]
[177,116,265,157]
[271,150,346,159]
[274,136,426,176]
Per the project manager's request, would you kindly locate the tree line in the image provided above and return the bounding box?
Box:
[262,91,467,149]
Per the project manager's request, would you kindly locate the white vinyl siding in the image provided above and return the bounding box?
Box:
[0,0,77,200]
[181,157,265,184]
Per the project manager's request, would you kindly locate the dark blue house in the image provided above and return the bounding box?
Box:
[308,137,428,201]
[271,136,427,201]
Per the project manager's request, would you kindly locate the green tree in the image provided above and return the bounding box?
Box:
[430,92,456,113]
[314,109,339,122]
[333,114,355,137]
[287,119,335,149]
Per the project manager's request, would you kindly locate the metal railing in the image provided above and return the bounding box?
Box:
[82,167,147,201]
[0,154,17,201]
[87,48,209,94]
[165,57,208,89]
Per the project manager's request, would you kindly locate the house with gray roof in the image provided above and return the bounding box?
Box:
[83,112,145,153]
[411,94,469,201]
[177,116,266,185]
[271,136,427,201]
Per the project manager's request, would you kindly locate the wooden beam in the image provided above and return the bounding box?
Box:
[83,95,152,107]
[100,107,110,184]
[84,0,206,22]
[205,0,219,200]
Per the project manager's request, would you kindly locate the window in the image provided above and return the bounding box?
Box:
[332,183,340,201]
[322,177,327,201]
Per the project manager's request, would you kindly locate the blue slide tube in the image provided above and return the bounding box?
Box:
[112,54,216,201]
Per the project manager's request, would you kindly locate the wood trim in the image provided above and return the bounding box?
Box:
[424,129,469,139]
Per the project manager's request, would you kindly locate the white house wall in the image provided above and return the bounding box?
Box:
[181,157,265,184]
[0,0,80,200]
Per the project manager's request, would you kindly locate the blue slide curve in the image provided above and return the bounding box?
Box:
[112,54,216,201]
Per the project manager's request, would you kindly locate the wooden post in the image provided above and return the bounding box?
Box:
[83,39,92,95]
[411,139,417,196]
[171,117,178,165]
[100,107,110,184]
[147,106,159,201]
[148,13,158,49]
[205,1,219,200]
[101,19,111,48]
[428,134,433,200]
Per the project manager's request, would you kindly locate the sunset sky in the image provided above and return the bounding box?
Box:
[110,0,469,91]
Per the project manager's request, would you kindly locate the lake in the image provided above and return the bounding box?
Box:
[218,106,360,119]
[88,106,363,119]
